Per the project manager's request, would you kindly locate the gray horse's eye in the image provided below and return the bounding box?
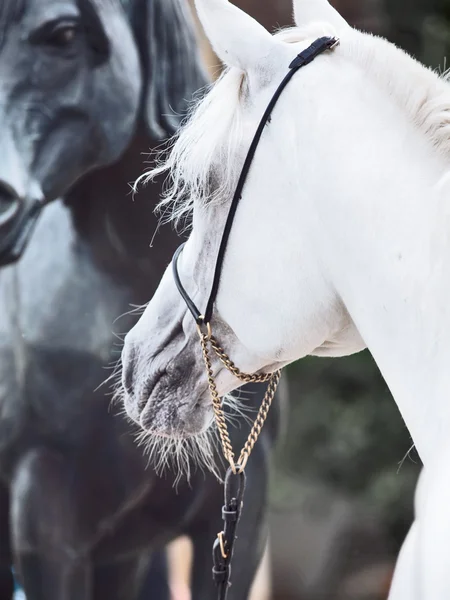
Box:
[45,21,80,47]
[29,19,81,50]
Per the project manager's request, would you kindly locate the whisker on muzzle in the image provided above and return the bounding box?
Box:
[110,359,258,483]
[134,425,224,485]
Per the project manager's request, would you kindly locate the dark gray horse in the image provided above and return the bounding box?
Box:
[0,1,280,598]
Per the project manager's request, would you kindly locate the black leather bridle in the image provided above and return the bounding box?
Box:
[173,36,339,328]
[170,36,339,600]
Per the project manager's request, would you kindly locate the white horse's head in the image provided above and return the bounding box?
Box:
[121,0,450,456]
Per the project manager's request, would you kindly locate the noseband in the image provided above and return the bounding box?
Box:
[171,36,339,599]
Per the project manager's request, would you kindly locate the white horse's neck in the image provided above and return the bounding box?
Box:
[289,33,450,464]
[339,31,450,159]
[328,170,450,467]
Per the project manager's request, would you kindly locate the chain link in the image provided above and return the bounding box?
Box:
[199,330,281,473]
[209,336,276,384]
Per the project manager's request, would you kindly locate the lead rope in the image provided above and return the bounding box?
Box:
[198,324,281,599]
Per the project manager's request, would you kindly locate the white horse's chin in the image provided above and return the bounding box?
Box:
[133,398,219,479]
[139,398,215,439]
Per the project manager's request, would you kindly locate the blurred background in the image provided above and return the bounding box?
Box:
[179,0,450,598]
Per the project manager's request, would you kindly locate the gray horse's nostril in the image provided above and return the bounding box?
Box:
[0,181,21,226]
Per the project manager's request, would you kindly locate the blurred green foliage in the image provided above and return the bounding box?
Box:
[277,353,420,547]
[386,0,450,67]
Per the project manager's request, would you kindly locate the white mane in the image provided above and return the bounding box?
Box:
[139,65,247,227]
[139,24,450,225]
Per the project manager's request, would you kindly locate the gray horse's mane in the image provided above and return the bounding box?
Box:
[1,0,207,139]
[124,0,208,138]
[0,0,26,45]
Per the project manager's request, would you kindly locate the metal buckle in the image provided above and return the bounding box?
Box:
[217,531,228,559]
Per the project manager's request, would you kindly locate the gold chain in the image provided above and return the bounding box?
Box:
[198,327,281,473]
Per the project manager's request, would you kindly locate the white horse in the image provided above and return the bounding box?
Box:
[121,0,450,596]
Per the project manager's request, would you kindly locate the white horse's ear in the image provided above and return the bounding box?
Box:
[194,0,276,70]
[293,0,349,30]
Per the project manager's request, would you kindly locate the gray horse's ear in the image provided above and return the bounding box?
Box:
[142,0,208,139]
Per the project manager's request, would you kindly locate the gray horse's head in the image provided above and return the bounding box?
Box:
[0,0,205,238]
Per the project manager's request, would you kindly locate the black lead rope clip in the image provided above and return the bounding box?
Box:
[212,467,246,600]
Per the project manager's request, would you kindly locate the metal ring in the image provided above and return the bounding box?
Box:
[196,316,212,342]
[236,452,249,473]
[227,453,237,475]
[224,466,247,506]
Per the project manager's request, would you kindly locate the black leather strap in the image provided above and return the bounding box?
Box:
[203,36,338,324]
[172,242,203,323]
[212,468,246,599]
[172,36,339,327]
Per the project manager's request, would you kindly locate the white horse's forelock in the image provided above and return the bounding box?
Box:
[136,65,246,228]
[138,24,450,228]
